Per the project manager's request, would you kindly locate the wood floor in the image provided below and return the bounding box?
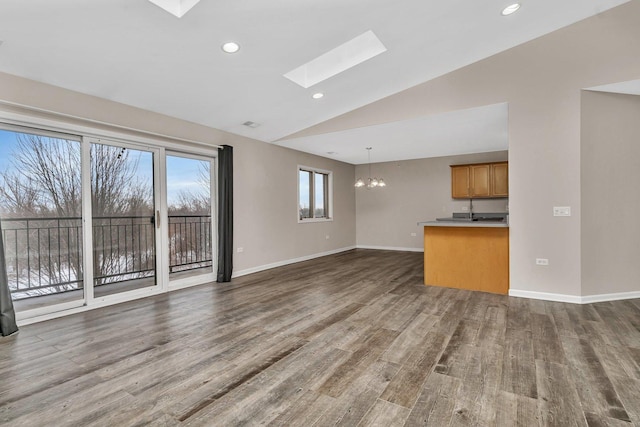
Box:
[1,249,640,426]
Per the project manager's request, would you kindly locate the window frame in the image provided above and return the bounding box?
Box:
[297,165,333,223]
[0,109,219,324]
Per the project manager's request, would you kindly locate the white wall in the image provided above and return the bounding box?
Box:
[581,91,640,297]
[0,72,357,277]
[356,151,508,250]
[286,2,640,299]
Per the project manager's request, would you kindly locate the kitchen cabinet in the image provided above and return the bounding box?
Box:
[491,162,508,197]
[450,161,508,198]
[423,225,509,294]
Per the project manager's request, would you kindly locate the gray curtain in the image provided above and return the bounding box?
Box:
[216,145,233,282]
[0,219,18,336]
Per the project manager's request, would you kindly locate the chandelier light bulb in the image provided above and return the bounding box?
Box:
[354,147,385,189]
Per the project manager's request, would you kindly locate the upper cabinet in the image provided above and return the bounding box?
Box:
[491,162,509,197]
[451,162,508,199]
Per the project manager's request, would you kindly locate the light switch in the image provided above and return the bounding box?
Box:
[553,207,571,217]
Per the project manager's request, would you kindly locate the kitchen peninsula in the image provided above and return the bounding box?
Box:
[418,214,509,294]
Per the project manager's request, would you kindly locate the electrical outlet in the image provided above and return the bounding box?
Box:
[410,232,417,237]
[536,258,549,266]
[461,206,469,211]
[553,206,571,217]
[237,247,244,253]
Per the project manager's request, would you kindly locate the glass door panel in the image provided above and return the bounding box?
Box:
[0,127,84,312]
[91,141,158,297]
[166,154,214,281]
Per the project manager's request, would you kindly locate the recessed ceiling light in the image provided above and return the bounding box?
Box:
[242,121,260,128]
[327,151,337,155]
[312,93,324,99]
[222,42,240,54]
[501,3,521,16]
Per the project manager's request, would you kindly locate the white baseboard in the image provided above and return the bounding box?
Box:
[509,289,583,304]
[356,245,423,253]
[580,290,640,304]
[232,246,357,278]
[509,289,640,304]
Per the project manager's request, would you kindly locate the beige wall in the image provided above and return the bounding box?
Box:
[2,2,640,299]
[0,72,356,275]
[288,2,640,298]
[581,91,640,296]
[356,151,508,250]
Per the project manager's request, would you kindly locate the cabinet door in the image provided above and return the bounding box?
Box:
[470,164,490,197]
[491,162,508,197]
[451,166,470,198]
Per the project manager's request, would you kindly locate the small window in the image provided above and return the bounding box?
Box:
[298,166,332,221]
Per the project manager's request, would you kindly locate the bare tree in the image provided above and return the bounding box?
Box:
[0,134,153,295]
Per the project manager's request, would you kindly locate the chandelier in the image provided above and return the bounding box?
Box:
[355,147,386,188]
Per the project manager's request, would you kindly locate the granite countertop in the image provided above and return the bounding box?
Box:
[419,212,509,228]
[418,220,509,228]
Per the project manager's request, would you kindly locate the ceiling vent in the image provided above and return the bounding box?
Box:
[148,0,201,18]
[243,121,260,129]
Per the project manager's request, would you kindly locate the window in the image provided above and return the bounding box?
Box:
[298,166,332,221]
[0,116,218,321]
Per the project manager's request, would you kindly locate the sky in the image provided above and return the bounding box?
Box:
[0,129,210,209]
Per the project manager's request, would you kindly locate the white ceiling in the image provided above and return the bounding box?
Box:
[0,0,631,163]
[587,79,640,96]
[277,103,509,165]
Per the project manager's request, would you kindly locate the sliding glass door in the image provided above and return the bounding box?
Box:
[166,153,215,285]
[90,140,160,298]
[0,126,85,312]
[1,121,217,320]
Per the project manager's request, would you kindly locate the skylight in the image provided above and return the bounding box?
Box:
[148,0,201,18]
[284,30,387,89]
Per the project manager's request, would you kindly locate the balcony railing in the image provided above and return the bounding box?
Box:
[1,215,213,300]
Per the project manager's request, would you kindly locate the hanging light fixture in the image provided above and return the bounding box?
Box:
[355,147,386,189]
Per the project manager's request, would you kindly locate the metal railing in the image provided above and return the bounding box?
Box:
[1,214,213,300]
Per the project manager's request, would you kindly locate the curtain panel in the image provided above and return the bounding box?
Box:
[0,219,18,336]
[216,145,233,282]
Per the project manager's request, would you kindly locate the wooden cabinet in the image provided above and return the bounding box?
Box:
[450,161,508,198]
[424,226,509,294]
[491,162,508,197]
[451,165,471,198]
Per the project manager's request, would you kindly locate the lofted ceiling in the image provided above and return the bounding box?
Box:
[0,0,631,164]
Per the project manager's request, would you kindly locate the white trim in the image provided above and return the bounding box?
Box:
[356,245,423,253]
[508,289,583,304]
[232,246,356,278]
[297,164,333,222]
[17,284,165,326]
[168,272,216,291]
[15,300,85,322]
[298,217,334,224]
[580,291,640,304]
[508,289,640,304]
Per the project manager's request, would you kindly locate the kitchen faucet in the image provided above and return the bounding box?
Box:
[469,197,473,219]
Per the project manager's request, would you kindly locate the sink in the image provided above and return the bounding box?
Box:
[436,217,477,222]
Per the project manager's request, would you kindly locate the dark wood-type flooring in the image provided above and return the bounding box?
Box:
[2,249,640,426]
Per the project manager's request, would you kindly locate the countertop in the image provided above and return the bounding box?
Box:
[418,220,509,228]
